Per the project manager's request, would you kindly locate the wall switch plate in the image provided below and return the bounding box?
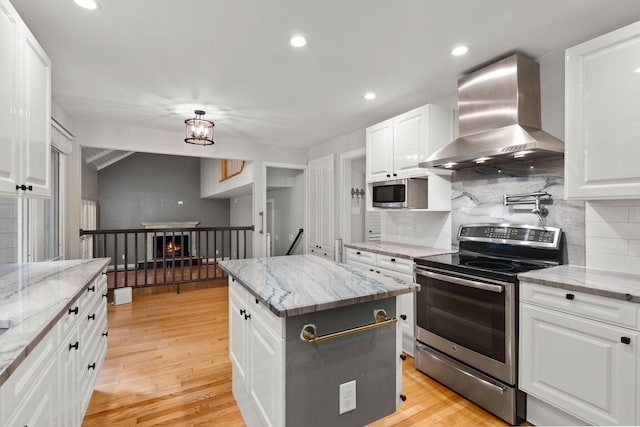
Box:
[339,380,356,414]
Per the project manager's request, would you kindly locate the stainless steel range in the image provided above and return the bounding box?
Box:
[413,223,562,425]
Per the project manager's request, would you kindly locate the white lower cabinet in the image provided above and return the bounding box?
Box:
[520,282,639,425]
[345,248,415,356]
[0,272,108,427]
[229,277,284,427]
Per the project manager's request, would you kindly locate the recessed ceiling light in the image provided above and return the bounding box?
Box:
[451,45,469,56]
[74,0,100,10]
[364,92,376,100]
[290,36,307,48]
[635,67,640,73]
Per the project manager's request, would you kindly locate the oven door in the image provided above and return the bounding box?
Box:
[414,266,516,385]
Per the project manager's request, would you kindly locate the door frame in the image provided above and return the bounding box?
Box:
[266,198,274,256]
[338,147,366,254]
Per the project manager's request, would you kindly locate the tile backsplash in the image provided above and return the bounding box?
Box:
[381,210,451,249]
[585,199,640,274]
[451,159,586,266]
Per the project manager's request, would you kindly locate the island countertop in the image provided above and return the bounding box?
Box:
[218,254,419,317]
[0,258,110,386]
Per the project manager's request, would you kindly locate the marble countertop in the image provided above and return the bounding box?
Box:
[219,254,419,317]
[518,265,640,303]
[343,241,452,260]
[0,258,110,386]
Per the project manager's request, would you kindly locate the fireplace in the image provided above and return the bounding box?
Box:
[155,235,189,258]
[142,221,200,261]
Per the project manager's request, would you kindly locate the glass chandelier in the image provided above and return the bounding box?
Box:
[184,110,214,145]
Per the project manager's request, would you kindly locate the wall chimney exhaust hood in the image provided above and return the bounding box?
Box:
[419,54,564,170]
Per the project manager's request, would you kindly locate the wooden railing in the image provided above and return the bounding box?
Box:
[79,226,254,292]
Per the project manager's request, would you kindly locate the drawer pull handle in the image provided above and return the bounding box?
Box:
[375,270,380,274]
[88,313,96,321]
[88,285,96,292]
[88,363,96,370]
[68,306,78,315]
[356,251,361,255]
[240,309,246,316]
[565,293,575,300]
[69,341,79,351]
[621,337,631,345]
[400,354,407,360]
[102,331,108,337]
[244,313,251,320]
[399,394,407,402]
[102,293,108,298]
[400,314,407,320]
[391,258,396,262]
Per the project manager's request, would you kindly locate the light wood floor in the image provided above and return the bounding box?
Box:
[83,284,508,427]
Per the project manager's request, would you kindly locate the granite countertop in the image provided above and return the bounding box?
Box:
[518,265,640,303]
[219,254,419,317]
[343,241,452,260]
[0,258,111,386]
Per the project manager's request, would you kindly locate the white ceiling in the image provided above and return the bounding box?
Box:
[11,0,640,151]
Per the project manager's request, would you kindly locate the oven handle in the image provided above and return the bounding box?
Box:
[416,270,504,293]
[422,347,506,395]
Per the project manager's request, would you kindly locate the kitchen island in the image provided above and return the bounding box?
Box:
[219,254,419,427]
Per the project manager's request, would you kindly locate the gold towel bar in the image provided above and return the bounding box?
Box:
[300,317,398,344]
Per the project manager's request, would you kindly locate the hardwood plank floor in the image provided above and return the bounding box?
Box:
[83,285,508,426]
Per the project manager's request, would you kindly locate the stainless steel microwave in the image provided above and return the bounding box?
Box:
[372,178,428,209]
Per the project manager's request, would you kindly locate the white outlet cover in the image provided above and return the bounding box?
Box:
[339,380,356,414]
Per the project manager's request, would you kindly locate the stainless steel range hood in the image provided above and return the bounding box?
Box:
[419,54,564,170]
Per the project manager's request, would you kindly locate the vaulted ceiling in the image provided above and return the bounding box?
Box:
[12,0,640,154]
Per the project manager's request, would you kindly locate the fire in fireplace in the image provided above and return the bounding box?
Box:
[155,235,189,258]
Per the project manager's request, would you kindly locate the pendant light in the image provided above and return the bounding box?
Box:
[184,110,214,145]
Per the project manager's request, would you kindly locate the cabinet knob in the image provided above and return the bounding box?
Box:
[88,313,96,321]
[399,394,407,402]
[393,173,397,177]
[400,314,407,320]
[400,354,407,360]
[369,269,374,272]
[390,258,396,262]
[356,251,361,255]
[386,174,391,178]
[375,270,380,274]
[68,306,78,315]
[621,336,631,344]
[255,298,259,304]
[88,363,96,370]
[69,341,79,351]
[565,293,575,300]
[244,313,251,320]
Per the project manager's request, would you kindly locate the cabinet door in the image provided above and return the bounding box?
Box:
[319,155,334,253]
[21,26,51,198]
[229,286,249,383]
[366,119,394,182]
[249,313,284,427]
[393,106,429,178]
[58,328,80,427]
[565,21,640,199]
[0,0,20,195]
[376,266,415,357]
[520,303,638,425]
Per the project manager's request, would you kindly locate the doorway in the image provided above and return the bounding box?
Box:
[265,166,305,256]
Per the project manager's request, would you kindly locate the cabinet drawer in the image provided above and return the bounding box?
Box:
[345,248,376,265]
[376,254,413,275]
[520,282,639,330]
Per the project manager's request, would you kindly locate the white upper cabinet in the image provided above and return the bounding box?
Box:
[0,0,51,198]
[565,20,640,200]
[366,104,453,183]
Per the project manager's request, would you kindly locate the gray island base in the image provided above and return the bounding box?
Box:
[219,254,418,427]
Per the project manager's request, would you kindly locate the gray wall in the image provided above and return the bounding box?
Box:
[98,152,230,228]
[81,160,99,201]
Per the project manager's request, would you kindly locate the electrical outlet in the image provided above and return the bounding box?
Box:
[121,254,125,260]
[339,380,356,414]
[215,250,219,255]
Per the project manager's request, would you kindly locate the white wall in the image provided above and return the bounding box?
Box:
[585,200,640,274]
[267,170,305,256]
[230,194,254,258]
[350,158,365,243]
